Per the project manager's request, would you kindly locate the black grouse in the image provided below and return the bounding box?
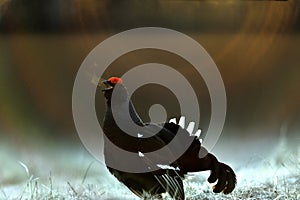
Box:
[100,77,236,200]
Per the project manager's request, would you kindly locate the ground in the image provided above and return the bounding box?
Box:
[0,137,299,200]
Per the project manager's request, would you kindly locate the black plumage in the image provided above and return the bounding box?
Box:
[100,77,236,200]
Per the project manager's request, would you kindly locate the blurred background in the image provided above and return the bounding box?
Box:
[0,0,299,198]
[0,0,299,143]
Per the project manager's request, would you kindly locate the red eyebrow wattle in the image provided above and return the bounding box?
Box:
[108,77,123,84]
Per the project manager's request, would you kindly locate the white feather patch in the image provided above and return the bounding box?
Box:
[138,152,145,157]
[194,129,202,138]
[157,164,180,171]
[137,133,143,138]
[178,116,185,128]
[169,118,177,124]
[186,121,195,135]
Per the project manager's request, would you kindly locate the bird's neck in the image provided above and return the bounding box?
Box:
[104,99,144,127]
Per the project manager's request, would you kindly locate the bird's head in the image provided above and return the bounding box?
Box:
[100,77,126,101]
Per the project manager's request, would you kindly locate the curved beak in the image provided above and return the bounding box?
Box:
[100,80,114,91]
